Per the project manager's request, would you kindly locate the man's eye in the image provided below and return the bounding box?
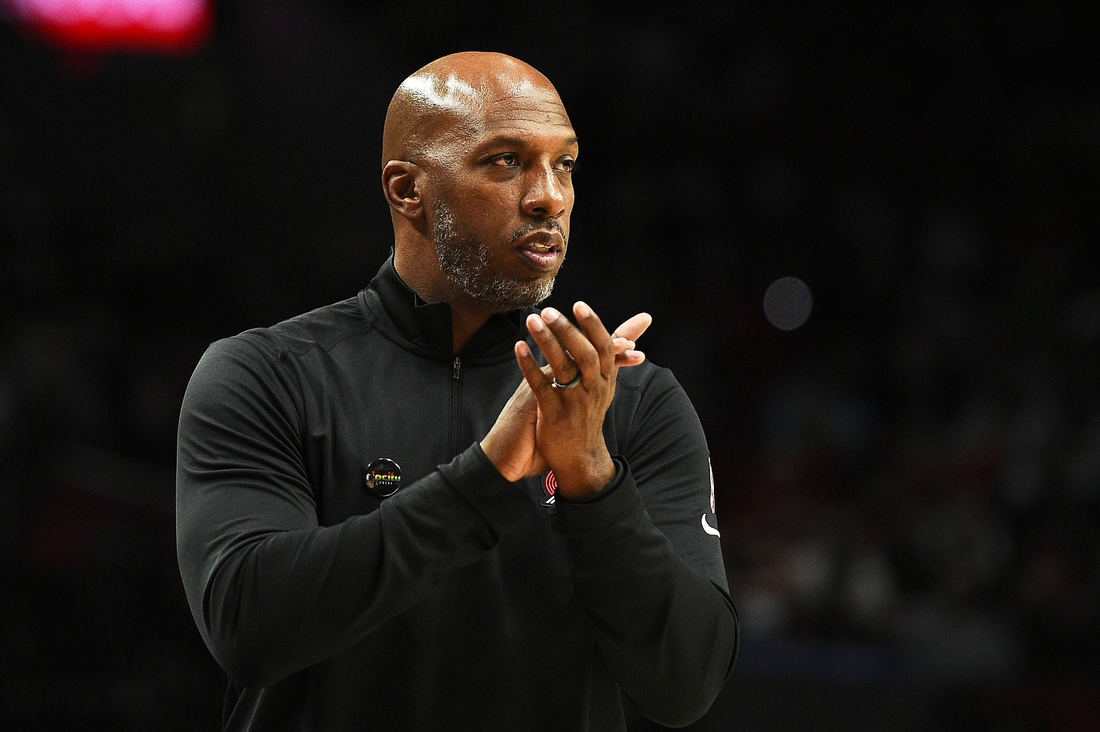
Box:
[558,158,577,172]
[492,154,519,166]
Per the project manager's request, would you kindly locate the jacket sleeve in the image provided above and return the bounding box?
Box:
[175,336,530,689]
[551,367,738,728]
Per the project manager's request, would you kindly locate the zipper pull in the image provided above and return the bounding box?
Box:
[452,357,462,380]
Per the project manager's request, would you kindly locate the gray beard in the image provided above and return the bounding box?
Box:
[431,201,558,312]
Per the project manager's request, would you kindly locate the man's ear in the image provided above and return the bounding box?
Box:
[382,160,424,220]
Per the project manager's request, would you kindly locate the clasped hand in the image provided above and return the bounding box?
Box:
[481,302,652,500]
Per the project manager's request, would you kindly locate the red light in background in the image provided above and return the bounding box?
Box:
[4,0,213,54]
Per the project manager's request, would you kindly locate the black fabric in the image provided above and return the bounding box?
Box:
[176,255,738,731]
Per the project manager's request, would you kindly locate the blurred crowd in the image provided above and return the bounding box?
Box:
[2,1,1097,730]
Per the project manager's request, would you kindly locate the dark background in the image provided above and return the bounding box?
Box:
[2,1,1098,730]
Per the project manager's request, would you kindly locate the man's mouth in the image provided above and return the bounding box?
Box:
[517,231,564,271]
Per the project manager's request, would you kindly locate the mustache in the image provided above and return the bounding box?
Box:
[510,219,567,242]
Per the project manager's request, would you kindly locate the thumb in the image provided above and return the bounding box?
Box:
[613,312,652,342]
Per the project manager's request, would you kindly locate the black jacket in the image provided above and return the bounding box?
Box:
[176,257,738,731]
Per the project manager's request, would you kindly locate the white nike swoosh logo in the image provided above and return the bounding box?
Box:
[701,514,721,537]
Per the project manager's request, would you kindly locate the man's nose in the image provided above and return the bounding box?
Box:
[521,165,569,219]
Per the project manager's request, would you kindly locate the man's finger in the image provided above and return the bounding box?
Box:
[572,301,616,378]
[612,312,652,343]
[515,340,553,391]
[615,347,646,367]
[539,306,604,382]
[612,337,635,353]
[527,312,578,384]
[612,312,651,368]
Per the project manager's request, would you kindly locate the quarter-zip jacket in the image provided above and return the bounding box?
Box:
[176,256,738,731]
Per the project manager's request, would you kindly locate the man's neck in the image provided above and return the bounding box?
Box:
[392,244,502,355]
[449,298,497,355]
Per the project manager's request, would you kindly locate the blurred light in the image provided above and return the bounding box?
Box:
[4,0,212,54]
[764,276,813,331]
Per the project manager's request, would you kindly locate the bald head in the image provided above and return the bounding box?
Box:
[382,52,569,167]
[380,52,578,333]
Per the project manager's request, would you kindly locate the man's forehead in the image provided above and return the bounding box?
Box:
[482,82,573,130]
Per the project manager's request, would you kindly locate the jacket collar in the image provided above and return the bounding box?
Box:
[359,253,530,363]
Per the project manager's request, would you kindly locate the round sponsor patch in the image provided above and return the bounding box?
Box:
[364,458,402,498]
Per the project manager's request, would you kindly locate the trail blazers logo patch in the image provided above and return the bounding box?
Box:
[541,471,557,507]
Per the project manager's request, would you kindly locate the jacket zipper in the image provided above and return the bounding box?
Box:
[449,357,461,455]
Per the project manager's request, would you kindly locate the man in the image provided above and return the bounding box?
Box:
[176,52,737,731]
